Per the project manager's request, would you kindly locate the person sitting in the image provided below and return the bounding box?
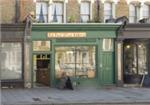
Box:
[65,76,74,90]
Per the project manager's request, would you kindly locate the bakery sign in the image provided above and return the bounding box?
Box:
[47,32,86,38]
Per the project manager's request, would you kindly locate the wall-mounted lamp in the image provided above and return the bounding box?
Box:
[126,45,131,49]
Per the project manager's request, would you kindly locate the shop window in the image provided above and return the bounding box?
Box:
[36,1,48,23]
[143,4,150,18]
[51,2,64,23]
[102,39,113,51]
[1,43,22,80]
[55,46,96,79]
[124,43,147,75]
[33,41,50,51]
[80,1,90,22]
[104,2,113,22]
[129,4,140,23]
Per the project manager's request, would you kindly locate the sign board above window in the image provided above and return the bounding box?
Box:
[47,32,86,38]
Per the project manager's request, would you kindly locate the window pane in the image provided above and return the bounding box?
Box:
[55,46,96,79]
[33,41,50,51]
[104,3,112,21]
[1,43,22,79]
[80,2,90,22]
[143,4,150,18]
[51,2,63,23]
[36,2,48,23]
[102,39,113,51]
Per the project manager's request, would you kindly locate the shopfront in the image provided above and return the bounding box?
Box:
[117,24,150,86]
[31,23,121,87]
[0,24,25,88]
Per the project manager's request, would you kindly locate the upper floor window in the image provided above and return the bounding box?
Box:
[129,4,140,23]
[104,2,113,22]
[51,2,63,23]
[36,2,48,23]
[143,4,150,18]
[80,1,90,23]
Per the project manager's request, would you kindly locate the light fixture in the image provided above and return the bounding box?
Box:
[138,44,142,48]
[126,45,130,49]
[33,0,36,3]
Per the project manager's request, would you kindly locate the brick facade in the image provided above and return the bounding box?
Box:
[0,0,16,23]
[1,0,150,23]
[116,0,129,18]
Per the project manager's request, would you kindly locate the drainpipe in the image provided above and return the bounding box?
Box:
[15,0,20,23]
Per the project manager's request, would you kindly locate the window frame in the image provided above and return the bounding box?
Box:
[80,1,91,23]
[51,1,64,23]
[36,1,49,23]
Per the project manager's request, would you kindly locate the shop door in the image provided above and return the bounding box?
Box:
[55,46,96,82]
[101,52,114,84]
[33,54,50,86]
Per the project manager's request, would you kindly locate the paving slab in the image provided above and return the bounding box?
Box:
[1,87,150,105]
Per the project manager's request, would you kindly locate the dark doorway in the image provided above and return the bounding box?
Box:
[123,39,148,84]
[33,54,50,87]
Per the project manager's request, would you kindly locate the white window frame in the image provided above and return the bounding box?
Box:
[36,1,48,23]
[104,2,115,22]
[129,4,140,23]
[49,1,66,23]
[142,4,150,18]
[80,1,91,22]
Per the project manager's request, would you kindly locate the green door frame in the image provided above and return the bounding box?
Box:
[31,52,51,87]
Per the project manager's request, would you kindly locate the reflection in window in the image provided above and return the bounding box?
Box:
[1,43,22,79]
[80,1,90,22]
[33,41,50,51]
[55,46,96,79]
[124,42,147,75]
[102,39,113,51]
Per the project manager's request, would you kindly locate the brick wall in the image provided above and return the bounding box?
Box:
[116,0,129,18]
[67,0,80,22]
[20,0,35,22]
[0,0,16,23]
[0,0,131,23]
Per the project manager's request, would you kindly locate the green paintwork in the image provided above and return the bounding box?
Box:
[31,23,121,87]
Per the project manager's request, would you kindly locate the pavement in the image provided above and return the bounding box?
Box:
[1,87,150,105]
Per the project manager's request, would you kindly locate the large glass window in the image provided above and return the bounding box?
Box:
[80,1,90,22]
[1,43,22,80]
[51,2,63,23]
[55,46,96,79]
[36,2,48,23]
[124,42,147,75]
[104,2,113,22]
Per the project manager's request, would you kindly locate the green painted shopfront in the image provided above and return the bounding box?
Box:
[31,23,121,88]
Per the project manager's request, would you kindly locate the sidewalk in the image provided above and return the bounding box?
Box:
[1,87,150,105]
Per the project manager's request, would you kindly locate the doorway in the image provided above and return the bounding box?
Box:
[33,54,50,87]
[123,40,148,84]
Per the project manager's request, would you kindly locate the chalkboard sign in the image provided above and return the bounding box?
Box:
[143,75,150,87]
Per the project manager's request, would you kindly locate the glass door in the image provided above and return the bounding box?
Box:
[55,46,96,79]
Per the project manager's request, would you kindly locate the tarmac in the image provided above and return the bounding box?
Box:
[1,86,150,105]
